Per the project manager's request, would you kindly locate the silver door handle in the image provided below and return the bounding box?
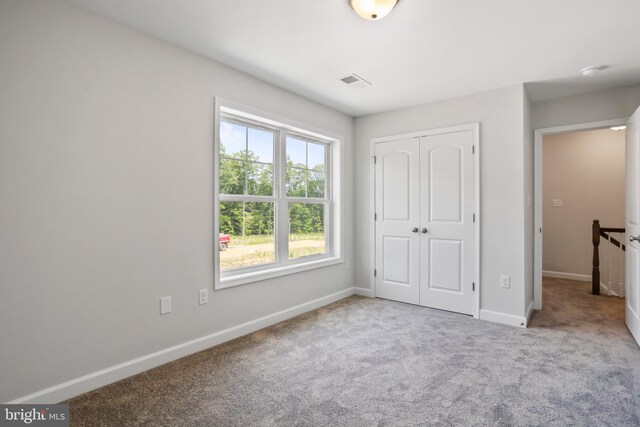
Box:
[421,228,428,234]
[630,235,640,242]
[412,227,419,233]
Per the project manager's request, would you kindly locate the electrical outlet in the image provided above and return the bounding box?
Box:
[552,199,563,207]
[345,259,350,269]
[160,296,172,314]
[500,275,511,289]
[199,289,208,305]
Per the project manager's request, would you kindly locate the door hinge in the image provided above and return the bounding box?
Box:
[372,156,377,164]
[374,213,377,221]
[374,269,377,277]
[472,145,475,154]
[472,282,476,291]
[473,213,476,223]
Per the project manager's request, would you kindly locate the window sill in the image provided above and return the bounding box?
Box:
[217,257,343,290]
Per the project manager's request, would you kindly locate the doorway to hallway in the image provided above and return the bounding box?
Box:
[541,127,626,300]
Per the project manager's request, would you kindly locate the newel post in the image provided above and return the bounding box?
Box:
[592,219,600,295]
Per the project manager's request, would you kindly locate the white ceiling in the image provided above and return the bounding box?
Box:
[63,0,640,116]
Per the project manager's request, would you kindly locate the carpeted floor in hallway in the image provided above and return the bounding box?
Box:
[67,278,640,426]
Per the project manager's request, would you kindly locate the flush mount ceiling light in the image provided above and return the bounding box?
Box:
[610,126,627,131]
[349,0,399,20]
[580,66,604,77]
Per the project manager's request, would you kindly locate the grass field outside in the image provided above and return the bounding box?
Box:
[221,233,326,270]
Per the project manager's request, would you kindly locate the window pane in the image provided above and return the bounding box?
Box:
[308,142,325,171]
[307,171,325,198]
[286,167,306,197]
[248,128,274,163]
[246,162,273,196]
[289,203,326,259]
[219,158,245,195]
[219,201,275,270]
[286,137,306,168]
[220,121,246,159]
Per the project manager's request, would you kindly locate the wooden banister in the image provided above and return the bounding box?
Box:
[592,219,625,295]
[600,227,625,233]
[592,219,600,295]
[599,231,626,251]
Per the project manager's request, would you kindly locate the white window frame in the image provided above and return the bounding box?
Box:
[214,98,343,289]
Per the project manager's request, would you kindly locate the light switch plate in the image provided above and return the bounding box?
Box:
[160,296,172,314]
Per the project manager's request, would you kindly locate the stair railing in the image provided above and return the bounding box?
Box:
[592,219,625,295]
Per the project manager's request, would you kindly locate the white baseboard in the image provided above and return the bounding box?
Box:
[8,287,358,404]
[542,270,591,282]
[599,281,623,297]
[479,309,527,328]
[353,287,374,297]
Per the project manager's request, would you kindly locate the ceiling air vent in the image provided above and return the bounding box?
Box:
[339,73,372,88]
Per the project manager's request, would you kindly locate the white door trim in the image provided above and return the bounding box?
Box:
[369,123,480,318]
[533,118,628,310]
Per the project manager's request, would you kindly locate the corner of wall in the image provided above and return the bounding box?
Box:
[523,85,535,313]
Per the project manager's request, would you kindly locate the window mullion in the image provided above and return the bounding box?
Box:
[325,143,332,254]
[285,197,327,204]
[243,127,248,195]
[277,130,289,264]
[325,200,331,257]
[326,142,332,200]
[220,194,278,203]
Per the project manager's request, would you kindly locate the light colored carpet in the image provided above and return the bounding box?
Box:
[67,278,640,426]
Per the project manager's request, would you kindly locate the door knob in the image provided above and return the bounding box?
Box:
[630,235,640,243]
[421,228,428,234]
[412,227,419,233]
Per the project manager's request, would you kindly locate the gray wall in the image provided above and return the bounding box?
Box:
[0,0,354,402]
[354,85,527,319]
[532,84,640,129]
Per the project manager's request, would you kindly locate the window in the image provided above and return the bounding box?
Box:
[215,104,340,288]
[285,136,328,259]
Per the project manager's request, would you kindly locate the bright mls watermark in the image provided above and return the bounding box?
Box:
[1,405,68,426]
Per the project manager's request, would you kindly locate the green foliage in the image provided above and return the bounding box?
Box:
[307,171,325,198]
[286,167,306,197]
[219,148,325,238]
[219,158,244,195]
[289,203,324,234]
[219,201,274,237]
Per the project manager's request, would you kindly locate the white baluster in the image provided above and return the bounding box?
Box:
[607,233,612,296]
[619,233,625,297]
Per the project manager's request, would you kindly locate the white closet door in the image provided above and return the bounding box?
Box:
[626,106,640,346]
[419,130,475,315]
[375,138,420,305]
